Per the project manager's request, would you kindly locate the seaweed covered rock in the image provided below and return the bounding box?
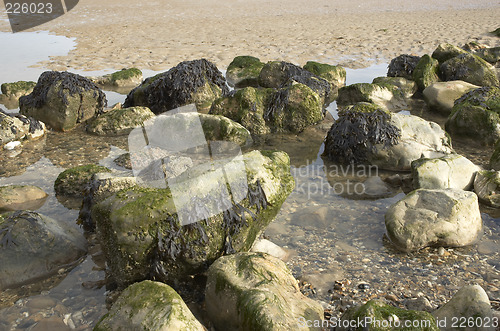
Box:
[0,211,87,290]
[124,59,229,113]
[411,154,479,190]
[423,81,479,115]
[440,53,499,87]
[412,54,441,92]
[385,189,482,252]
[90,68,143,88]
[303,61,346,101]
[226,56,265,88]
[474,46,500,66]
[258,61,334,105]
[19,71,107,131]
[387,54,421,80]
[94,280,205,331]
[54,164,111,198]
[0,111,46,147]
[337,300,438,331]
[445,87,500,145]
[0,185,48,212]
[433,285,493,331]
[371,76,417,98]
[337,82,409,112]
[431,43,468,63]
[323,103,453,170]
[474,170,500,208]
[1,81,36,99]
[205,252,324,331]
[92,150,295,287]
[86,106,155,136]
[490,139,500,170]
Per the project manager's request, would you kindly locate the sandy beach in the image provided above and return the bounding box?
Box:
[1,0,500,71]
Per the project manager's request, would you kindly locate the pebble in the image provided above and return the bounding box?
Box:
[4,141,21,150]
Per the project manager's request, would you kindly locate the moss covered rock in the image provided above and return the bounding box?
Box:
[474,46,500,65]
[92,150,295,287]
[445,86,500,145]
[338,299,438,331]
[86,106,155,136]
[19,71,107,132]
[440,53,499,87]
[94,280,205,331]
[0,111,46,147]
[124,59,229,113]
[473,170,500,208]
[303,61,346,100]
[387,54,421,80]
[0,185,48,212]
[226,56,265,88]
[337,82,409,112]
[54,164,111,197]
[372,76,417,98]
[412,54,440,92]
[1,81,36,99]
[90,68,143,88]
[490,139,500,170]
[199,113,253,146]
[423,80,479,115]
[432,43,468,63]
[385,189,482,252]
[205,252,324,331]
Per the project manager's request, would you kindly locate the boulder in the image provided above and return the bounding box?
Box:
[54,164,111,198]
[433,285,493,331]
[440,53,499,87]
[0,185,48,212]
[92,150,295,287]
[323,103,453,170]
[337,82,409,112]
[473,170,500,208]
[337,300,438,331]
[423,81,480,115]
[89,68,143,88]
[445,86,500,145]
[303,61,346,100]
[0,211,87,290]
[413,54,441,92]
[198,113,253,146]
[226,56,265,88]
[490,139,500,170]
[474,46,500,66]
[205,252,324,331]
[411,154,479,190]
[86,106,155,136]
[94,280,205,331]
[385,189,482,252]
[123,59,229,113]
[1,80,36,99]
[431,43,468,63]
[387,54,421,80]
[372,76,417,98]
[0,111,46,147]
[19,71,107,131]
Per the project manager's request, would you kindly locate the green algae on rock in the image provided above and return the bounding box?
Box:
[86,106,155,136]
[371,76,417,99]
[412,54,440,92]
[94,280,205,331]
[337,82,409,112]
[54,164,111,197]
[303,61,346,101]
[1,81,36,99]
[440,53,499,87]
[226,56,265,88]
[205,252,324,331]
[431,43,468,63]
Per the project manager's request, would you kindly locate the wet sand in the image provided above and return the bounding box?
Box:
[0,0,499,71]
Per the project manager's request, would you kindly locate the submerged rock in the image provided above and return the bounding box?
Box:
[0,111,46,147]
[86,106,155,136]
[431,43,469,63]
[205,252,324,331]
[411,154,479,190]
[474,170,500,208]
[1,81,36,99]
[54,164,111,198]
[94,280,205,331]
[19,71,107,131]
[92,150,295,287]
[445,86,500,145]
[337,82,409,111]
[124,59,229,113]
[0,211,87,290]
[387,54,421,80]
[385,189,482,252]
[0,185,48,212]
[337,299,438,331]
[323,103,453,170]
[440,53,499,87]
[412,54,440,92]
[423,80,479,115]
[433,285,493,331]
[226,55,265,88]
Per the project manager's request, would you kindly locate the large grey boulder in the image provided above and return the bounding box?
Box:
[226,55,265,88]
[433,285,494,331]
[0,111,46,147]
[411,154,480,190]
[440,53,499,87]
[86,106,155,136]
[0,185,48,212]
[385,189,483,252]
[323,103,453,171]
[473,170,500,208]
[19,71,107,131]
[94,280,205,331]
[0,211,87,290]
[423,81,480,115]
[205,252,324,331]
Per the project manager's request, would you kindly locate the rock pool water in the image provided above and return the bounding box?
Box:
[1,63,499,329]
